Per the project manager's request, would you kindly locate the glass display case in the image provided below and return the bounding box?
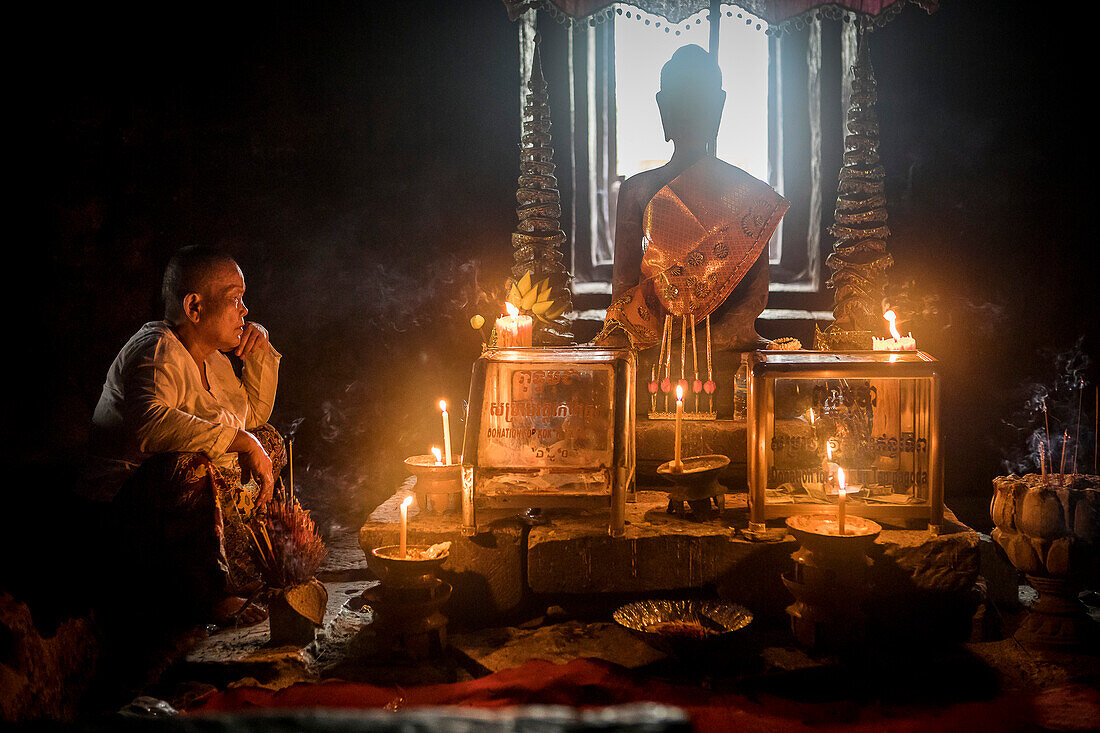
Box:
[746,350,944,531]
[461,347,636,537]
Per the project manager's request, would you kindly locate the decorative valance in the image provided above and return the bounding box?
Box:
[504,0,939,34]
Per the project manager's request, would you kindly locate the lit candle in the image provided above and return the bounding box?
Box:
[495,302,533,347]
[431,446,443,465]
[439,400,452,465]
[399,495,413,558]
[673,384,684,471]
[872,310,916,351]
[837,467,847,535]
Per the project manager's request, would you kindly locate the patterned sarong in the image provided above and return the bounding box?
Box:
[113,424,286,617]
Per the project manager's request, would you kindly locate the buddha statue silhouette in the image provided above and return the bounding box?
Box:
[596,44,788,353]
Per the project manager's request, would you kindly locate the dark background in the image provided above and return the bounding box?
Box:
[14,0,1099,536]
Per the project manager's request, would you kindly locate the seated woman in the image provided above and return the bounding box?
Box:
[85,246,286,625]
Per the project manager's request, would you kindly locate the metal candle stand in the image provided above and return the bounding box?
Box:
[656,454,729,520]
[362,545,452,660]
[782,514,882,650]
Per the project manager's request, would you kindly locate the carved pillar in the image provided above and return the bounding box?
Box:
[513,35,574,345]
[816,35,893,350]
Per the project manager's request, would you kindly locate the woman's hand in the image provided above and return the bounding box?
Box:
[231,430,274,503]
[235,322,270,358]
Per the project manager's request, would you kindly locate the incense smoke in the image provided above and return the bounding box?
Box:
[274,255,492,530]
[1000,337,1095,475]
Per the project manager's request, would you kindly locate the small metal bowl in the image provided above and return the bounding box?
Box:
[612,599,753,655]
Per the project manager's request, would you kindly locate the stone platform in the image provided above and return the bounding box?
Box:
[359,480,986,630]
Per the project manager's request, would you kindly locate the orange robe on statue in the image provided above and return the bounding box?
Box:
[597,157,789,349]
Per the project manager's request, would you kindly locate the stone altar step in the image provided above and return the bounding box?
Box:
[361,483,984,631]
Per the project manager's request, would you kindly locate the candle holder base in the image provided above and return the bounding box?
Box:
[656,454,729,521]
[404,455,462,514]
[783,514,881,651]
[1016,574,1098,650]
[361,545,452,660]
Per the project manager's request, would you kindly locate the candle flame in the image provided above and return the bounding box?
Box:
[439,399,447,412]
[826,442,833,460]
[675,384,684,401]
[505,302,519,317]
[401,495,414,509]
[837,466,846,494]
[883,309,902,341]
[431,447,442,463]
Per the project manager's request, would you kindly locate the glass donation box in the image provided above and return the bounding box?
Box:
[747,350,944,531]
[461,347,636,537]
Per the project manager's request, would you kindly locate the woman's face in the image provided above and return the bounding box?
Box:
[198,262,249,351]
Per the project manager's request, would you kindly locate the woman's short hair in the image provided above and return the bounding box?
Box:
[161,246,236,318]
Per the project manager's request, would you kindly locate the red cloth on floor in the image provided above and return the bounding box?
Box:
[188,658,1099,732]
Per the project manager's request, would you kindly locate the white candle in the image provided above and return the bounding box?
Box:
[837,467,847,535]
[673,384,684,471]
[439,400,452,465]
[431,446,442,465]
[496,302,533,347]
[399,495,413,558]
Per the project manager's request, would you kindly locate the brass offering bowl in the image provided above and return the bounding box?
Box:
[404,454,462,514]
[369,545,451,589]
[362,545,453,659]
[786,514,882,550]
[613,599,753,656]
[783,514,882,649]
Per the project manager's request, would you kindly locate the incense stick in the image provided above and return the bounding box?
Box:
[690,314,699,412]
[680,316,687,397]
[288,438,295,506]
[660,314,668,411]
[1073,379,1083,474]
[656,314,669,404]
[1043,398,1051,463]
[704,314,712,413]
[1059,429,1068,481]
[651,364,658,412]
[1039,442,1047,485]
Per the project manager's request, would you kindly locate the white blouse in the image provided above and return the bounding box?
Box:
[86,321,281,500]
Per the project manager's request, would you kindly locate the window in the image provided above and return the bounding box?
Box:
[615,8,768,184]
[524,5,852,308]
[614,6,771,259]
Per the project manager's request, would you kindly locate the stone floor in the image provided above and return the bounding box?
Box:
[158,490,1099,719]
